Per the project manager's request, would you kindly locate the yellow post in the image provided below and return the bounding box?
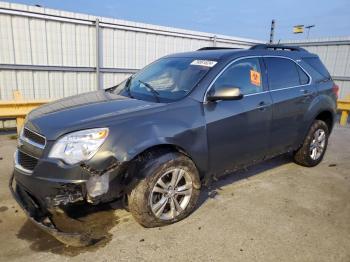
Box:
[0,90,49,132]
[16,116,25,134]
[340,110,349,126]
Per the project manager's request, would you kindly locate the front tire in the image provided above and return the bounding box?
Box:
[293,120,329,167]
[128,151,201,227]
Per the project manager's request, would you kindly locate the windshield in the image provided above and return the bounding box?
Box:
[112,57,215,102]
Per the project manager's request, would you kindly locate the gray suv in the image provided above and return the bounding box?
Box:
[10,44,338,245]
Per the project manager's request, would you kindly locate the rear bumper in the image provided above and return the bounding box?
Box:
[9,173,96,247]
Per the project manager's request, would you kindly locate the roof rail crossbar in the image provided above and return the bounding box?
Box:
[249,44,307,52]
[197,47,241,51]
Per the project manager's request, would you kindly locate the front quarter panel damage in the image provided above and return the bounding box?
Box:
[103,99,208,177]
[76,99,207,203]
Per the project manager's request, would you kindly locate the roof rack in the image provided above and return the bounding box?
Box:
[249,44,307,52]
[197,47,241,51]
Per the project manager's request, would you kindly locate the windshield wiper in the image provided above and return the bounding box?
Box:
[124,76,134,98]
[106,84,119,92]
[106,76,133,96]
[138,80,160,102]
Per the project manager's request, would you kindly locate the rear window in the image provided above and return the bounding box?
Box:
[265,57,301,90]
[302,57,331,82]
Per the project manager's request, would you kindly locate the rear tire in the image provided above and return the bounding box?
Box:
[293,120,329,167]
[128,151,201,227]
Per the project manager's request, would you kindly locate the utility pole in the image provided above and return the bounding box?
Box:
[95,18,101,90]
[269,19,275,44]
[305,25,315,39]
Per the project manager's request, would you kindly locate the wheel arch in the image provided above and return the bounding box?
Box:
[134,143,192,160]
[126,142,204,179]
[298,93,336,145]
[121,143,203,197]
[314,110,334,133]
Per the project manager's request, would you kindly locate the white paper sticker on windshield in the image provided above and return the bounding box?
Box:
[190,60,217,67]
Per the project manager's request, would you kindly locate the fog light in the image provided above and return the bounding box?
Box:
[86,173,109,198]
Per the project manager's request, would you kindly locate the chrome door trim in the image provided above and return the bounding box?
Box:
[203,55,313,103]
[262,55,313,91]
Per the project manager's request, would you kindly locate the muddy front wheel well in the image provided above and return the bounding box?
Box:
[134,144,191,161]
[122,144,195,194]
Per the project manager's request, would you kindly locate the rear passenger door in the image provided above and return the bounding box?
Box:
[264,57,315,154]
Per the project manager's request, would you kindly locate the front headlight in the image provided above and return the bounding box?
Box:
[49,128,109,165]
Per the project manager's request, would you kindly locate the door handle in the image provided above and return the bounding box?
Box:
[300,89,310,96]
[257,101,269,110]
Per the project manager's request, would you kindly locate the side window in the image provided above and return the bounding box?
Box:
[296,66,309,85]
[302,57,331,82]
[212,58,263,95]
[303,57,330,78]
[265,57,300,90]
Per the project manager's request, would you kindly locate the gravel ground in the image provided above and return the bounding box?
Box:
[0,126,349,262]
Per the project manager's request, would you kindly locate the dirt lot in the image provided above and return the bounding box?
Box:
[0,126,349,262]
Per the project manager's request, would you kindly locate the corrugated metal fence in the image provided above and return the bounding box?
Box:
[283,37,350,99]
[0,1,259,101]
[1,2,349,103]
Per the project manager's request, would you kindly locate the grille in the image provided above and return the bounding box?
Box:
[17,150,38,171]
[23,128,46,146]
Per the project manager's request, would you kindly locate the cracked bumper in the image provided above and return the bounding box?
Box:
[9,174,95,247]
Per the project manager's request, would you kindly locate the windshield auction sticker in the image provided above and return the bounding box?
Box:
[190,60,217,67]
[250,70,261,86]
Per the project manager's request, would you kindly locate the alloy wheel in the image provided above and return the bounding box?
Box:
[149,168,193,220]
[310,128,326,160]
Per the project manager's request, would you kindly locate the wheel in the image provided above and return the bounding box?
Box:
[128,151,201,227]
[293,120,329,167]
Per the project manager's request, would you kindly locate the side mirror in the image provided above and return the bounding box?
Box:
[207,87,243,102]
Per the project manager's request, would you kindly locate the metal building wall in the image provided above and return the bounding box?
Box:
[283,37,350,99]
[0,1,260,101]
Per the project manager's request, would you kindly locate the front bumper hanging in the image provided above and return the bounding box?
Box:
[9,174,97,247]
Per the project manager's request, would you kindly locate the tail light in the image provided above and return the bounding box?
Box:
[332,84,339,99]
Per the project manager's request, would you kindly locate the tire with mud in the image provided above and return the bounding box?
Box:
[293,120,329,167]
[128,150,201,227]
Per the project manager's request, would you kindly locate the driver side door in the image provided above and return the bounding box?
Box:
[204,57,273,175]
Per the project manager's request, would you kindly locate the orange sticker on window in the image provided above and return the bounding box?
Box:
[250,70,261,86]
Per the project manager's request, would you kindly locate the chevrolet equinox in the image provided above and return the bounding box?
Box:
[10,44,338,245]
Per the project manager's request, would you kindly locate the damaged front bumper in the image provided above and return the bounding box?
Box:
[10,155,129,247]
[9,174,97,247]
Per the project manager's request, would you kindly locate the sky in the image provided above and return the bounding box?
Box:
[6,0,350,41]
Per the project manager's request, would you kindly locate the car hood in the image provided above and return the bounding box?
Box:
[26,90,162,140]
